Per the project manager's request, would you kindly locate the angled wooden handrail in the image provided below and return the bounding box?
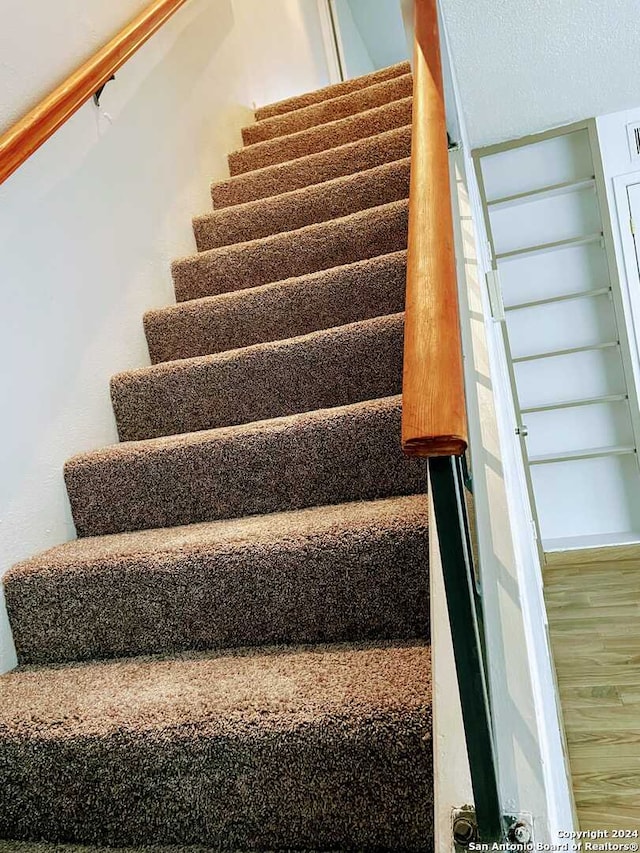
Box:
[401,0,467,457]
[0,0,191,185]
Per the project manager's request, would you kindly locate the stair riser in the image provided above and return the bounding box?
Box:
[7,525,429,665]
[0,721,433,848]
[113,315,404,441]
[255,60,411,120]
[243,74,413,145]
[211,124,411,208]
[173,200,408,303]
[64,398,427,537]
[195,157,410,251]
[228,97,412,175]
[145,251,407,363]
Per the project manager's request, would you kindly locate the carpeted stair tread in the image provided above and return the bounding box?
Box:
[0,843,324,853]
[173,198,408,302]
[112,313,404,441]
[64,395,427,538]
[212,124,411,209]
[194,157,410,250]
[255,60,411,120]
[0,844,233,853]
[228,96,412,175]
[145,250,407,363]
[5,495,429,665]
[0,838,320,853]
[199,155,411,251]
[0,641,432,848]
[0,845,316,853]
[242,73,412,145]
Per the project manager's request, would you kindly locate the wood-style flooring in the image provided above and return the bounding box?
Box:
[544,546,640,830]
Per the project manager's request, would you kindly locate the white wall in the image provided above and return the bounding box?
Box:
[0,0,329,673]
[344,0,408,70]
[332,0,375,79]
[441,0,640,148]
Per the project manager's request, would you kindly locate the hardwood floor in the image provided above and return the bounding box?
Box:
[544,548,640,830]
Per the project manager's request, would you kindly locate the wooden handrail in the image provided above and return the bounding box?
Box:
[401,0,467,457]
[0,0,191,185]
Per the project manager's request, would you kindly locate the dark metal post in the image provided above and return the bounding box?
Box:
[429,455,503,841]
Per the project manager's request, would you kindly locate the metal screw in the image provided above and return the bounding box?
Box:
[508,819,532,844]
[453,814,478,848]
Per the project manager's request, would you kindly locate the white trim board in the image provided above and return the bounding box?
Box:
[315,0,343,84]
[595,110,640,452]
[545,530,640,553]
[445,144,576,847]
[611,170,640,391]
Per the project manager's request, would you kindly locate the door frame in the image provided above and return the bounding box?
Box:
[611,170,640,398]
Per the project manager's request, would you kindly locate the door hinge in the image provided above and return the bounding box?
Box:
[631,217,636,236]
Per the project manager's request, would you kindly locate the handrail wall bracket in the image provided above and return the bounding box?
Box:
[93,75,116,108]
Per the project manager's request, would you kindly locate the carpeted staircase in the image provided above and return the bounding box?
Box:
[0,60,433,851]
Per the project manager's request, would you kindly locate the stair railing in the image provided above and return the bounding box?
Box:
[0,0,191,185]
[402,0,503,841]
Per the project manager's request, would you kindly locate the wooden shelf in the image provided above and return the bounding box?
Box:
[521,394,628,414]
[529,445,636,465]
[513,341,619,364]
[487,177,596,210]
[496,232,603,262]
[505,286,611,312]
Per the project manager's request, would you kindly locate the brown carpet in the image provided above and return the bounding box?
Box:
[144,250,407,363]
[64,395,427,537]
[194,157,410,250]
[1,63,433,849]
[172,199,408,301]
[228,97,412,175]
[211,124,411,208]
[255,60,410,120]
[242,73,412,145]
[0,643,432,848]
[111,314,405,440]
[0,845,236,853]
[5,495,428,665]
[0,844,323,853]
[0,839,324,853]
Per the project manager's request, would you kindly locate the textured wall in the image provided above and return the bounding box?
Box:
[0,0,329,672]
[441,0,640,147]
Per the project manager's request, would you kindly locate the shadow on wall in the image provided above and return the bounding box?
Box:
[333,0,409,79]
[451,158,554,827]
[0,0,252,671]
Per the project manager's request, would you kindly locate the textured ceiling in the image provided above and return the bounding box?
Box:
[440,0,640,147]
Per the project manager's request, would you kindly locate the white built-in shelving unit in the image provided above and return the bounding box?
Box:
[474,123,640,551]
